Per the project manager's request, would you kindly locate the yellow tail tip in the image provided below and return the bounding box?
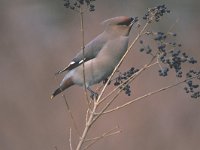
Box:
[50,95,54,100]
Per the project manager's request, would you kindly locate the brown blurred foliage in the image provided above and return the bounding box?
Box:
[1,0,200,150]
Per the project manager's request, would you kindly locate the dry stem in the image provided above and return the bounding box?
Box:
[102,77,191,114]
[79,6,90,107]
[83,126,121,150]
[62,94,80,136]
[75,101,98,150]
[69,128,73,150]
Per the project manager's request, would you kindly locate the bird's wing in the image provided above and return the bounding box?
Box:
[55,32,107,75]
[55,57,88,75]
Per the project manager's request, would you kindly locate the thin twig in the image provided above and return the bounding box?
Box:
[62,94,80,136]
[54,76,80,136]
[167,18,179,33]
[85,108,90,123]
[79,6,90,107]
[102,76,197,114]
[85,126,120,142]
[83,131,121,150]
[83,126,121,150]
[75,103,98,150]
[69,128,73,150]
[85,130,121,142]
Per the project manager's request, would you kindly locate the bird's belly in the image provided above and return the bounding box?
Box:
[86,58,117,86]
[71,60,114,87]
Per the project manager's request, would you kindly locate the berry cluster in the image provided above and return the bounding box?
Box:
[64,0,95,11]
[139,30,199,98]
[157,34,197,78]
[184,70,200,98]
[139,30,197,77]
[143,5,170,22]
[158,67,169,76]
[113,67,139,96]
[113,5,199,99]
[139,41,152,54]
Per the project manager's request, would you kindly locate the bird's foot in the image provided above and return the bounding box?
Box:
[90,92,98,100]
[87,87,98,100]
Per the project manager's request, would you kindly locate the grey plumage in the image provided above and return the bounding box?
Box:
[55,30,108,75]
[51,16,134,99]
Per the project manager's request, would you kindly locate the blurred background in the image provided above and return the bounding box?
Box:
[1,0,200,150]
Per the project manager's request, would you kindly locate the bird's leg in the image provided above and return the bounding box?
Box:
[87,87,98,100]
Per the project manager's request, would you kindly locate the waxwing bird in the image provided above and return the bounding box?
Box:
[51,16,134,99]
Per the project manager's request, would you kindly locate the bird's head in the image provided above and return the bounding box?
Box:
[102,16,134,36]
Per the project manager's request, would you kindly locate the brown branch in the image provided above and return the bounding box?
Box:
[62,94,80,136]
[69,128,73,150]
[167,18,179,33]
[83,126,121,150]
[53,76,80,136]
[79,6,90,107]
[84,126,120,142]
[102,76,196,114]
[75,99,98,150]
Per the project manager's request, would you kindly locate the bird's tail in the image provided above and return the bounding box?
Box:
[51,88,62,99]
[51,77,74,99]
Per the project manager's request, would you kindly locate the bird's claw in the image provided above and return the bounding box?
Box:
[90,92,98,100]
